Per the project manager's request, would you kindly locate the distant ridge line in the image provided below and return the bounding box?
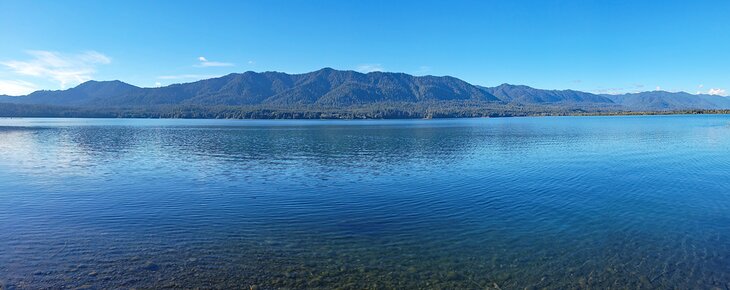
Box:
[0,68,729,118]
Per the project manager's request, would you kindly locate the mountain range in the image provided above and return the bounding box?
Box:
[1,68,729,118]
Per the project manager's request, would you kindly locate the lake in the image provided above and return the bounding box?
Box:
[1,115,730,289]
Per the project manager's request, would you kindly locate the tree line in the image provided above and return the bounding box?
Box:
[1,101,729,119]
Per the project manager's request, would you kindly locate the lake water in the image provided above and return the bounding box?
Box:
[1,115,730,289]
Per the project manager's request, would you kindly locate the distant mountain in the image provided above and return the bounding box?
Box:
[482,84,614,104]
[9,80,142,106]
[1,68,729,118]
[604,91,730,110]
[2,68,500,107]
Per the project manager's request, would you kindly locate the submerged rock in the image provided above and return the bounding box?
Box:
[142,261,160,271]
[445,271,462,281]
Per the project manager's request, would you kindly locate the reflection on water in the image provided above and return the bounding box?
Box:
[1,116,730,289]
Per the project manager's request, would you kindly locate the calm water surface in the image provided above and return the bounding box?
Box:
[1,115,730,289]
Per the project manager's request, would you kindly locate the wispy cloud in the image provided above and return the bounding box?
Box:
[356,64,383,73]
[415,66,432,75]
[157,74,216,80]
[0,80,37,96]
[592,84,649,94]
[0,50,111,88]
[591,87,627,94]
[195,56,234,67]
[707,88,726,96]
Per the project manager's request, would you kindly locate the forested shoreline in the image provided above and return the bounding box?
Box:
[1,101,728,119]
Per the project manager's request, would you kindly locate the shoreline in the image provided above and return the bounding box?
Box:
[1,110,729,120]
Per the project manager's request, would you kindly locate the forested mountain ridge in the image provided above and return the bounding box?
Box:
[2,68,500,107]
[1,68,729,118]
[603,91,730,110]
[482,84,615,104]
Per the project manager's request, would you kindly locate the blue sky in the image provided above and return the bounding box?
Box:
[1,0,728,96]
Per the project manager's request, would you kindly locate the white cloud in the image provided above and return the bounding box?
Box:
[195,56,234,67]
[0,80,37,96]
[655,86,661,91]
[157,74,216,80]
[199,61,234,67]
[1,50,111,88]
[247,60,255,65]
[356,64,384,73]
[698,84,704,88]
[707,88,726,96]
[154,82,162,87]
[592,87,626,94]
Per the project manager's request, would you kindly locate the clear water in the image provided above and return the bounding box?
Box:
[1,115,730,289]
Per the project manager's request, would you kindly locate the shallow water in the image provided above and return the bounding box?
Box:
[1,115,730,289]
